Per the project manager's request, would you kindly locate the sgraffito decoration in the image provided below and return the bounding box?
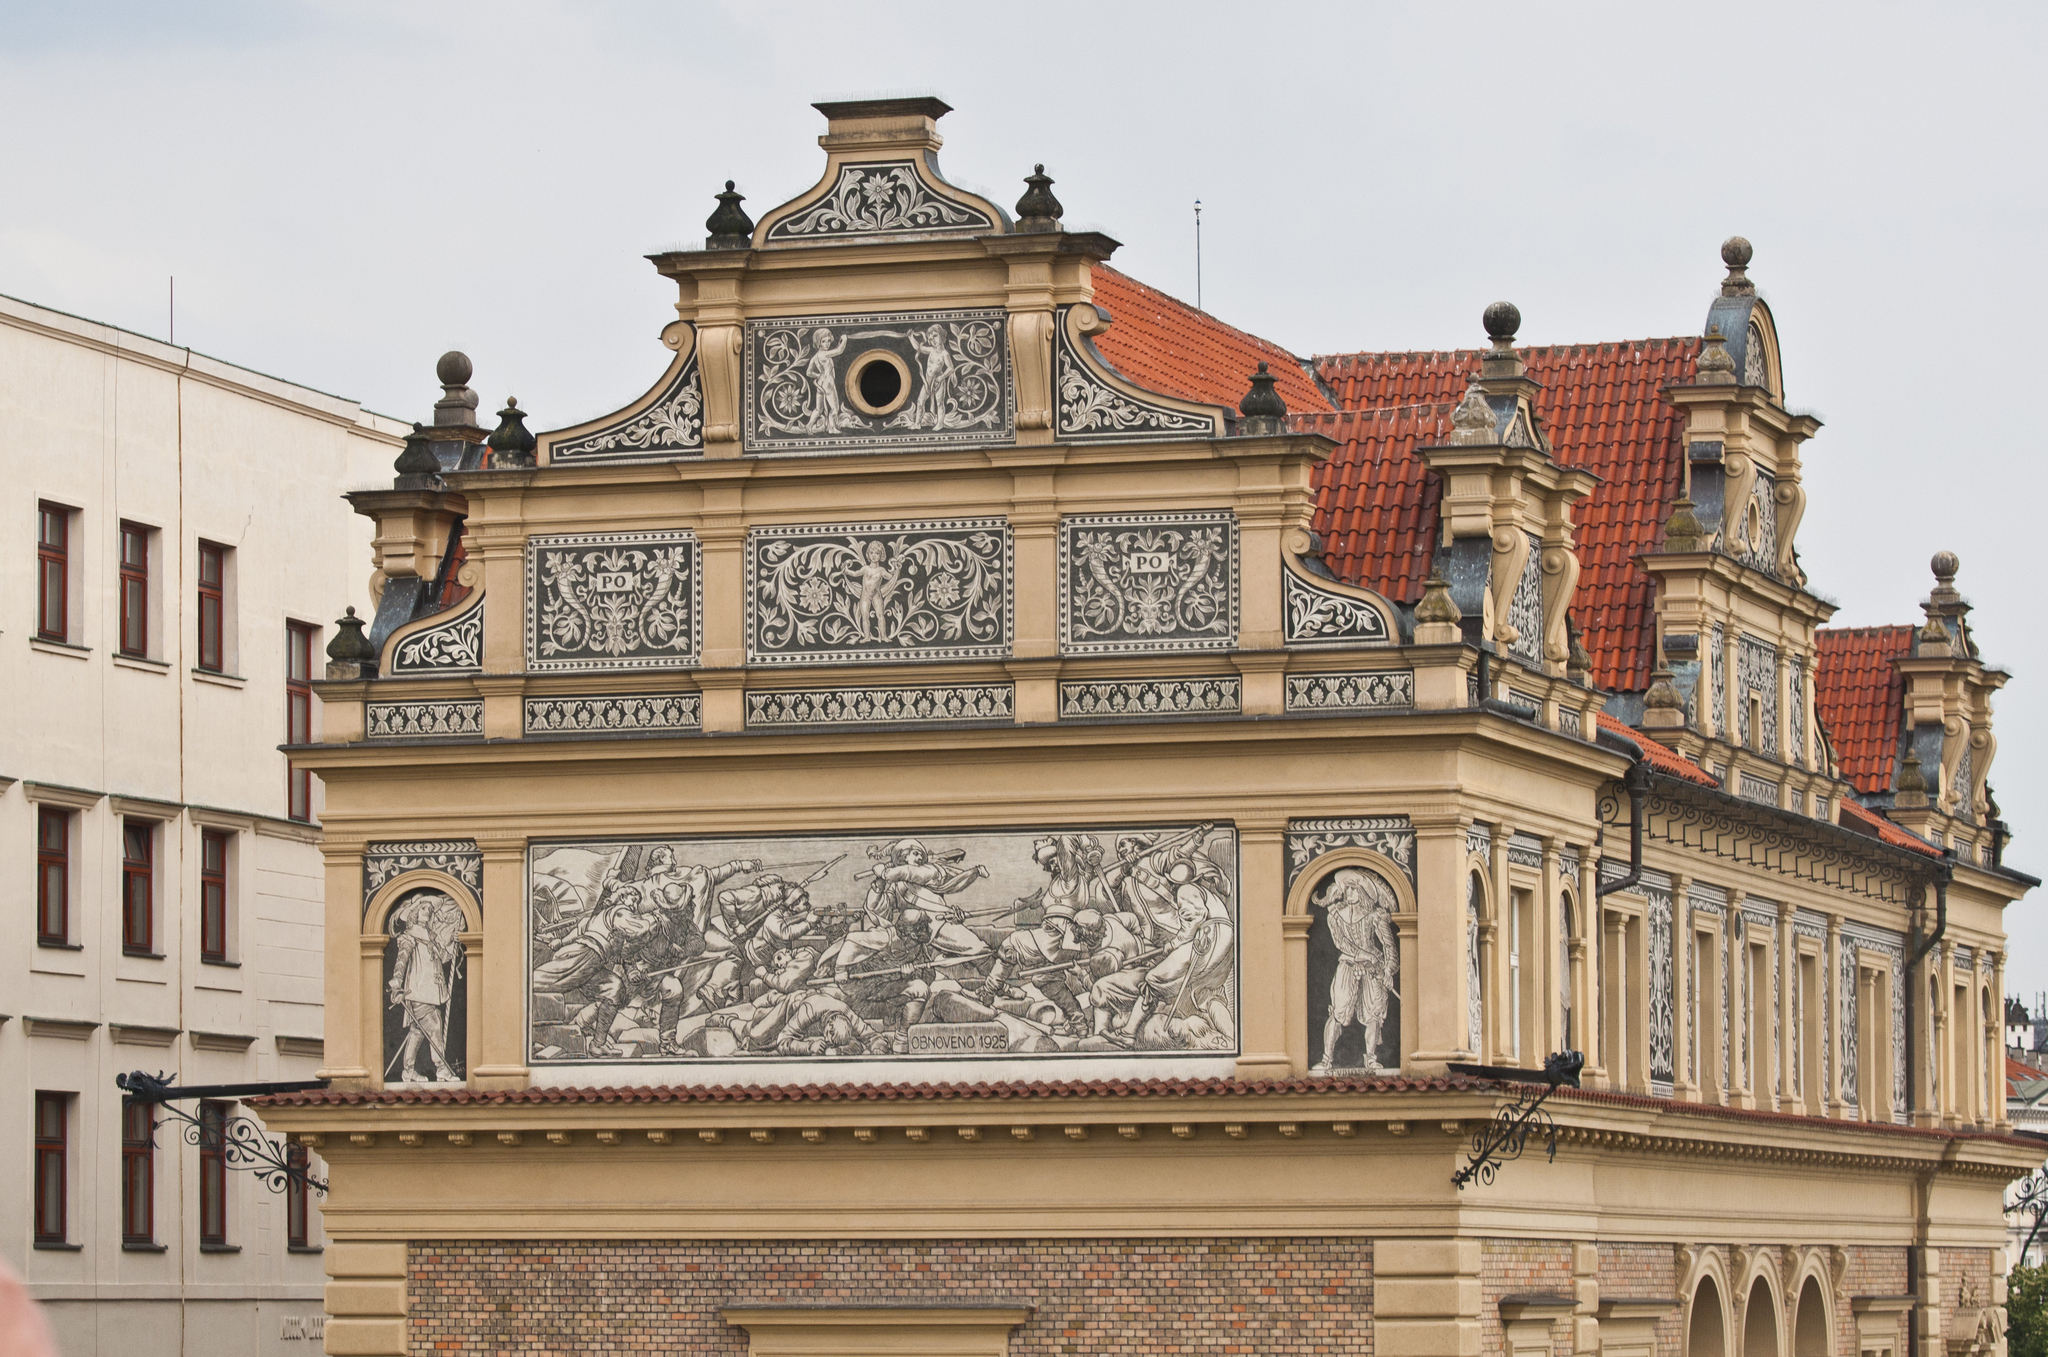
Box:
[1286,817,1415,889]
[526,530,701,673]
[548,350,703,464]
[745,684,1014,729]
[1508,532,1544,668]
[1284,671,1415,712]
[765,161,995,243]
[390,603,482,675]
[1736,633,1779,755]
[746,518,1012,666]
[1306,865,1402,1074]
[525,693,702,736]
[363,841,482,917]
[366,700,483,739]
[1053,309,1216,441]
[1059,677,1241,722]
[742,310,1013,453]
[1284,570,1392,648]
[526,825,1239,1068]
[383,887,468,1086]
[1059,511,1237,655]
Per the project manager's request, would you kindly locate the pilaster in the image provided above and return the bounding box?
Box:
[1233,823,1291,1080]
[1411,815,1476,1069]
[1671,873,1695,1101]
[474,837,531,1090]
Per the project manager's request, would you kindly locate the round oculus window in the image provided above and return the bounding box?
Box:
[845,350,911,417]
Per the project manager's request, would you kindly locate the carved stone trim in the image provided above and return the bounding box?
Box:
[1053,307,1217,441]
[524,693,702,736]
[745,684,1014,729]
[1059,511,1238,655]
[764,160,995,243]
[1058,676,1242,721]
[1284,670,1415,713]
[1738,772,1781,805]
[1283,567,1394,648]
[546,348,703,464]
[527,530,702,673]
[365,700,483,739]
[746,518,1013,666]
[389,594,483,675]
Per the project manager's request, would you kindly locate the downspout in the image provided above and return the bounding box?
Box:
[1903,851,1953,1357]
[1595,727,1649,899]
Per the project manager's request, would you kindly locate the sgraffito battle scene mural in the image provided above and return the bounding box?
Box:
[526,825,1238,1067]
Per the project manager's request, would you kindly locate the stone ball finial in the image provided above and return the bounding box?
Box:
[436,350,473,388]
[1931,550,1960,582]
[1721,236,1753,269]
[1482,301,1520,342]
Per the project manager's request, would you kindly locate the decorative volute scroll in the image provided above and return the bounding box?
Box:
[1417,304,1596,674]
[382,587,485,677]
[1890,552,2009,839]
[1053,304,1224,442]
[539,324,703,465]
[1280,528,1398,648]
[752,99,1010,247]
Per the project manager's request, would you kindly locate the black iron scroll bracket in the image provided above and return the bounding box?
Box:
[1445,1050,1584,1190]
[2010,1166,2048,1262]
[116,1071,331,1197]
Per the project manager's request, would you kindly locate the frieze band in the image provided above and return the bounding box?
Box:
[366,700,484,739]
[1284,671,1415,712]
[363,840,483,916]
[525,693,703,736]
[1058,677,1241,721]
[745,684,1015,729]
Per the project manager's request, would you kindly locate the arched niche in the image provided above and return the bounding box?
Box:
[1286,851,1410,1075]
[1794,1273,1831,1357]
[1689,1273,1730,1357]
[1467,862,1492,1059]
[1742,1274,1781,1357]
[365,869,483,1089]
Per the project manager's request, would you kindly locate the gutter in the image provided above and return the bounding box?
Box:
[1595,726,1649,899]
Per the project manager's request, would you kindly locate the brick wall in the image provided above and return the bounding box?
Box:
[409,1239,1373,1356]
[1945,1246,1993,1312]
[1841,1245,1909,1357]
[1481,1240,1573,1357]
[1596,1243,1682,1357]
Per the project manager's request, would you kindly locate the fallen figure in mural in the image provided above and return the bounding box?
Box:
[526,827,1240,1062]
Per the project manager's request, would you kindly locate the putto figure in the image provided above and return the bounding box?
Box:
[385,891,466,1083]
[1310,868,1399,1074]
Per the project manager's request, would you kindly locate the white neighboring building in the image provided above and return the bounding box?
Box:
[0,292,402,1355]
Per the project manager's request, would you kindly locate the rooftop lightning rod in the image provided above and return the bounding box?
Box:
[1194,200,1203,311]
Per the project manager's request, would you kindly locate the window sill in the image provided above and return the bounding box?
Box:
[38,940,84,951]
[30,637,90,659]
[199,1242,241,1254]
[192,668,247,689]
[287,1244,324,1255]
[123,948,166,960]
[113,652,170,673]
[201,957,241,969]
[123,1241,167,1253]
[34,1241,82,1252]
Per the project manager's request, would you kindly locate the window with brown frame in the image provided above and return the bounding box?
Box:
[34,1092,68,1245]
[122,819,154,954]
[287,622,316,821]
[119,521,150,656]
[199,1101,229,1247]
[37,502,69,641]
[122,1100,155,1246]
[37,807,70,945]
[197,541,226,672]
[201,829,230,963]
[286,1143,310,1249]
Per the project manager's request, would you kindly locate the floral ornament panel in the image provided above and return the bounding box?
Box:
[526,531,702,673]
[366,700,483,739]
[1053,310,1216,442]
[525,693,702,736]
[548,349,703,464]
[746,517,1012,666]
[1283,569,1392,648]
[764,160,995,243]
[1283,670,1415,713]
[1059,511,1238,655]
[1059,677,1242,723]
[745,684,1014,729]
[363,840,482,918]
[743,309,1013,454]
[1285,816,1415,888]
[390,602,482,675]
[1507,532,1543,668]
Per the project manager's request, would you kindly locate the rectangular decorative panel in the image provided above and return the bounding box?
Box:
[1058,677,1241,721]
[526,824,1239,1071]
[746,518,1012,666]
[1284,671,1415,712]
[366,700,482,739]
[745,684,1013,728]
[526,531,701,673]
[525,693,702,736]
[742,309,1013,454]
[1059,511,1237,655]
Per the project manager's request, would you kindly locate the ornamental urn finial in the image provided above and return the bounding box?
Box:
[488,396,538,468]
[1695,326,1737,385]
[324,606,376,679]
[1662,494,1705,552]
[393,421,438,486]
[1447,379,1496,445]
[1720,236,1756,297]
[705,180,755,250]
[1413,568,1463,646]
[1237,361,1288,435]
[1014,164,1064,233]
[1643,659,1686,730]
[1896,748,1930,807]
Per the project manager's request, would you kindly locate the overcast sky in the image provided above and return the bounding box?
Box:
[6,2,2044,985]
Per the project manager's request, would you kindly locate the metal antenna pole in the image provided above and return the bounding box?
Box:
[1193,201,1203,311]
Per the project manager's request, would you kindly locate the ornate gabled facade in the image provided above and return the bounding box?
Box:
[269,99,2036,1357]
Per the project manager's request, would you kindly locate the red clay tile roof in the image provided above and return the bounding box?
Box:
[1815,626,1913,794]
[1309,340,1700,692]
[1598,712,1720,788]
[1087,266,1333,416]
[1839,797,1942,858]
[2008,1056,2048,1098]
